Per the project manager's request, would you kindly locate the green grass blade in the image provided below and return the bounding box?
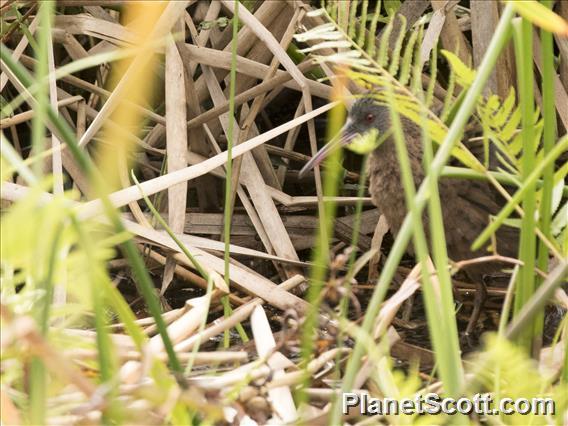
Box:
[298,100,346,406]
[511,17,538,351]
[535,0,557,348]
[70,215,119,423]
[0,33,184,379]
[222,0,241,348]
[331,5,516,424]
[27,3,53,422]
[472,136,567,250]
[386,85,464,397]
[419,96,464,396]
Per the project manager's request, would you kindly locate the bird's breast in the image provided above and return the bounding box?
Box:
[367,145,425,237]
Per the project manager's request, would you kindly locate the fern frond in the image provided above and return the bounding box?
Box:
[441,50,476,87]
[337,1,350,33]
[440,65,456,123]
[478,90,544,175]
[410,24,424,93]
[297,3,434,126]
[425,47,438,108]
[347,0,359,39]
[387,14,406,76]
[399,21,420,86]
[296,0,560,178]
[366,1,381,57]
[356,0,369,48]
[377,15,394,66]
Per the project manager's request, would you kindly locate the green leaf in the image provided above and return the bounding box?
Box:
[508,0,568,36]
[441,49,476,87]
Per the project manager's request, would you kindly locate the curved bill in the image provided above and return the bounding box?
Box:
[298,120,358,178]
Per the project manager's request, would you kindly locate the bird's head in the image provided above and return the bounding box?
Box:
[299,97,389,178]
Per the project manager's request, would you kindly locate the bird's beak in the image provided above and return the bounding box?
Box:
[299,119,358,178]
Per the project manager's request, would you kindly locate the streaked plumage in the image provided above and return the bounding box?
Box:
[301,97,519,336]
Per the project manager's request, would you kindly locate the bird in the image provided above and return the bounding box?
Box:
[299,96,519,338]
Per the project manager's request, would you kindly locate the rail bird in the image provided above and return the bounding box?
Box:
[300,96,519,337]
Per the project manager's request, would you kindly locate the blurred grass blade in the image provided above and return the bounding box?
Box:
[0,4,184,378]
[386,85,464,397]
[507,0,568,36]
[0,134,38,185]
[299,77,346,406]
[535,0,557,353]
[332,5,516,424]
[27,2,53,422]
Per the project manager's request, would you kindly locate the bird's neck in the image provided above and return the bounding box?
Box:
[372,136,425,184]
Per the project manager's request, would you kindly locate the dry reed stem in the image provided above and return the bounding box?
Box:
[1,182,309,310]
[532,30,568,130]
[5,2,562,423]
[76,102,337,219]
[203,63,302,277]
[77,2,190,147]
[0,14,38,91]
[228,6,305,211]
[0,95,82,128]
[162,18,189,294]
[431,0,472,66]
[251,305,297,422]
[200,122,283,272]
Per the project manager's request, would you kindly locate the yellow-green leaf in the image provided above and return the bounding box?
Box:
[508,0,568,36]
[441,50,476,88]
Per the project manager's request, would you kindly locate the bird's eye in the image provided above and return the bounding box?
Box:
[365,113,374,123]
